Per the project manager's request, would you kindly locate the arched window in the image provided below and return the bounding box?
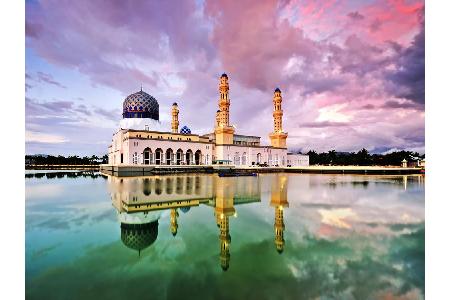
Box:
[242,152,247,166]
[155,148,163,165]
[166,148,173,165]
[186,150,193,165]
[194,150,202,165]
[257,153,262,164]
[143,148,152,165]
[176,149,183,165]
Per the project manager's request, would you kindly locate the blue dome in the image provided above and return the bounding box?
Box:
[180,125,191,134]
[122,90,159,120]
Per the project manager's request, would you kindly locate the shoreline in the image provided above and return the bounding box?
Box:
[25,164,423,176]
[98,164,422,176]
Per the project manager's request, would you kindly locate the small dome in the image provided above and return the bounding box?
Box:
[120,221,158,254]
[221,73,228,78]
[275,87,281,93]
[172,102,178,106]
[180,125,191,134]
[123,90,159,120]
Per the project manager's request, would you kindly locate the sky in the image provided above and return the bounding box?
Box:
[25,0,425,156]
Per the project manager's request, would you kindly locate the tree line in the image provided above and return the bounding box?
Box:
[305,149,424,166]
[25,154,108,165]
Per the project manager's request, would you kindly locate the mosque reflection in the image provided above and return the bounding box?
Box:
[107,173,289,271]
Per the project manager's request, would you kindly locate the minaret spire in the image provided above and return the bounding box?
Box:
[214,73,235,145]
[269,88,288,148]
[218,73,230,127]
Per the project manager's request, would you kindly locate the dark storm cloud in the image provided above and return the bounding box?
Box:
[386,20,424,104]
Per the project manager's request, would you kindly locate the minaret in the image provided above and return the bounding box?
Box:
[270,174,289,254]
[214,73,235,145]
[269,88,288,148]
[219,74,230,126]
[214,176,235,271]
[171,102,179,133]
[170,208,178,236]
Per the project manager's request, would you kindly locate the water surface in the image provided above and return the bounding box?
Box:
[25,172,425,299]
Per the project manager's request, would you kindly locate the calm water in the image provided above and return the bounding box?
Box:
[25,172,425,300]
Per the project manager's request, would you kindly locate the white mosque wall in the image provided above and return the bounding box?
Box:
[108,131,215,166]
[215,145,288,167]
[287,153,309,166]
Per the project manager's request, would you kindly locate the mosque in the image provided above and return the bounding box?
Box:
[107,73,308,167]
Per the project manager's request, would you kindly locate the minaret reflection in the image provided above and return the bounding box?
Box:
[170,208,179,236]
[214,176,236,271]
[270,174,289,254]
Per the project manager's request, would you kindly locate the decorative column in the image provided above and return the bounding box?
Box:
[171,103,179,133]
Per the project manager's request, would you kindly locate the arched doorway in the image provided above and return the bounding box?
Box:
[166,148,173,165]
[143,148,152,165]
[186,150,193,165]
[195,150,202,165]
[155,148,163,165]
[242,152,247,166]
[257,153,262,164]
[176,149,183,165]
